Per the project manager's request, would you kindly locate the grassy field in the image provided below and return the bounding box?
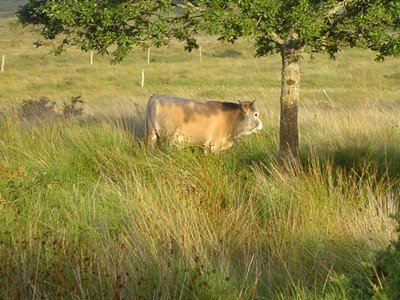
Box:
[0,17,400,299]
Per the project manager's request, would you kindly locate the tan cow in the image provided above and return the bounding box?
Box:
[145,94,263,152]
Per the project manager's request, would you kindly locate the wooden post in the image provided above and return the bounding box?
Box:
[90,51,93,65]
[147,48,150,64]
[199,46,202,62]
[1,55,4,72]
[141,69,145,87]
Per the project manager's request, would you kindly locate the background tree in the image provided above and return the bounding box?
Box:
[18,0,400,165]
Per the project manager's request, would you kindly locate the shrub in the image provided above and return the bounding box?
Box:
[346,213,400,298]
[18,96,84,121]
[18,97,58,120]
[374,214,400,298]
[62,95,84,117]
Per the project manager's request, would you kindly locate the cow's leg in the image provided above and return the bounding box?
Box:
[174,134,187,149]
[147,131,158,148]
[203,141,219,153]
[205,140,233,153]
[145,118,158,148]
[219,141,234,151]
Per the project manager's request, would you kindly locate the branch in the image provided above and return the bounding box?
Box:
[269,31,284,45]
[173,1,204,13]
[326,0,356,18]
[322,0,360,40]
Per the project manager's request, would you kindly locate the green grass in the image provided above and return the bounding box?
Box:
[0,18,400,298]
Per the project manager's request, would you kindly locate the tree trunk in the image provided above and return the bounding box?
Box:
[279,48,300,167]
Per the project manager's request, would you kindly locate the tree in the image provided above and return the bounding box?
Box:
[18,0,400,165]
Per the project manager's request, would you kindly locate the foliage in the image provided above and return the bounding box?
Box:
[18,0,178,62]
[335,214,400,299]
[62,95,84,117]
[17,1,400,61]
[18,96,58,120]
[185,0,400,60]
[373,214,400,298]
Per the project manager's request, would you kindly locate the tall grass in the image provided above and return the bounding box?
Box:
[0,18,399,298]
[0,113,398,298]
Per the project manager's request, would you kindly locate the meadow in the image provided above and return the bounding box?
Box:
[0,17,400,298]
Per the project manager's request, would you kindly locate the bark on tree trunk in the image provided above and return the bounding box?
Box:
[279,48,300,167]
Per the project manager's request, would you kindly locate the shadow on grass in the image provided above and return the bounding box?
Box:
[103,114,146,139]
[77,101,146,140]
[383,72,400,80]
[235,151,274,171]
[300,144,400,181]
[213,49,243,58]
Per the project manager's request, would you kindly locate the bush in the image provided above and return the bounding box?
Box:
[62,95,84,117]
[18,97,58,120]
[346,213,400,298]
[374,215,400,298]
[18,96,84,121]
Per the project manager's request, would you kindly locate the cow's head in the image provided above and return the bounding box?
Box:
[235,100,263,138]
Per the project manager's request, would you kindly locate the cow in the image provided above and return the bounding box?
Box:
[145,94,263,152]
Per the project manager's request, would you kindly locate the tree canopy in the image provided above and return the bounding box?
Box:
[187,0,399,59]
[18,0,197,62]
[18,1,400,61]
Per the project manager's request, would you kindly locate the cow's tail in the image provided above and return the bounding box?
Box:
[144,94,159,143]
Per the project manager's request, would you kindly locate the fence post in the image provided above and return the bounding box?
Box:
[141,69,145,87]
[199,46,202,62]
[90,51,93,65]
[147,48,151,64]
[1,55,4,72]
